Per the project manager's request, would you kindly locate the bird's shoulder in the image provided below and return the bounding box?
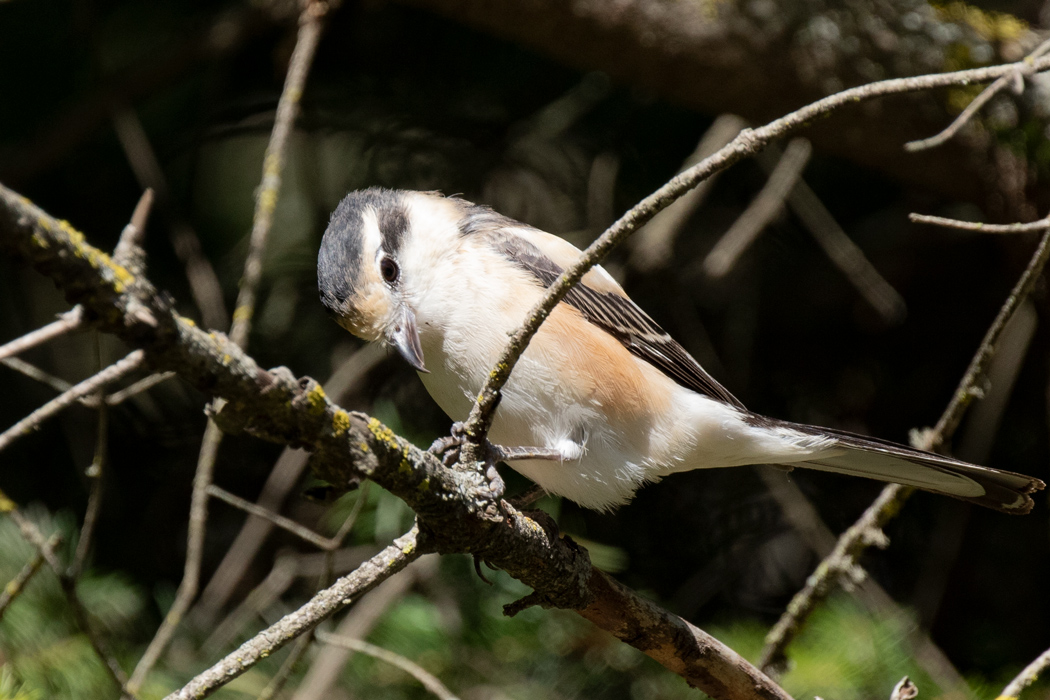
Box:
[461,212,745,410]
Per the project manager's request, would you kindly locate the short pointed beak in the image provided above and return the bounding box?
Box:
[388,305,428,373]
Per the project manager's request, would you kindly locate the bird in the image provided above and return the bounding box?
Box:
[317,187,1045,514]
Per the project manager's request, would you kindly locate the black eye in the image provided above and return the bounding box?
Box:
[379,256,400,284]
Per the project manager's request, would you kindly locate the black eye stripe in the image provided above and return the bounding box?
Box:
[379,205,409,256]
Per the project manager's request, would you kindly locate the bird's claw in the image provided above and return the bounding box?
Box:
[429,424,507,503]
[428,422,469,467]
[476,463,506,502]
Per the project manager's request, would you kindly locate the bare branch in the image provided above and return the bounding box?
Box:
[316,632,460,700]
[0,350,146,454]
[1000,646,1050,699]
[703,137,812,278]
[292,557,431,700]
[70,396,109,579]
[230,3,327,348]
[910,213,1050,234]
[2,502,132,695]
[165,527,423,700]
[105,371,176,405]
[1,356,74,393]
[196,343,385,623]
[112,108,228,330]
[629,115,746,272]
[905,37,1050,153]
[759,227,1050,670]
[755,145,906,324]
[0,533,61,623]
[758,470,974,698]
[0,307,84,362]
[207,484,335,550]
[128,4,330,691]
[459,52,1050,450]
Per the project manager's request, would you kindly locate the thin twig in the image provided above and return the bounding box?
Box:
[196,343,385,623]
[203,545,379,654]
[1,356,74,393]
[2,503,132,694]
[229,4,326,348]
[165,527,422,700]
[70,396,109,579]
[292,559,431,700]
[703,138,813,278]
[316,632,460,700]
[0,533,61,623]
[905,37,1050,152]
[629,114,747,272]
[910,213,1050,234]
[207,484,336,550]
[759,227,1050,671]
[128,6,329,690]
[203,554,300,654]
[0,307,84,362]
[459,54,1050,449]
[105,371,176,405]
[112,106,229,330]
[1000,646,1050,699]
[758,470,974,698]
[0,350,146,454]
[755,143,906,324]
[254,484,372,700]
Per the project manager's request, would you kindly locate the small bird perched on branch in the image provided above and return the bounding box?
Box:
[317,188,1045,514]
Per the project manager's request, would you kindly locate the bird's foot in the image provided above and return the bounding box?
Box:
[428,422,469,467]
[477,462,506,502]
[428,424,564,504]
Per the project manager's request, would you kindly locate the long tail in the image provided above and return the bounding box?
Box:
[760,417,1045,514]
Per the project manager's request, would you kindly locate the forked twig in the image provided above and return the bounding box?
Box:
[0,307,84,362]
[458,52,1050,452]
[127,5,331,690]
[0,533,61,623]
[759,226,1050,671]
[0,350,146,454]
[703,137,812,278]
[906,37,1050,152]
[316,632,460,700]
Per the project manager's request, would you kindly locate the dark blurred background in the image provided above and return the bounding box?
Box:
[1,0,1049,698]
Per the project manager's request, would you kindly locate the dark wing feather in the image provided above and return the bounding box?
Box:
[488,232,745,409]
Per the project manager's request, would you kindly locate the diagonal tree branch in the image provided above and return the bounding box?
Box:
[127,3,333,691]
[7,54,1050,700]
[759,224,1050,672]
[458,52,1050,455]
[0,183,791,700]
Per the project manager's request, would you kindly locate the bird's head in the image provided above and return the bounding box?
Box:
[317,187,464,373]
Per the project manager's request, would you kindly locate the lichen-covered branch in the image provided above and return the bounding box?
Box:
[0,186,790,700]
[1000,645,1050,699]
